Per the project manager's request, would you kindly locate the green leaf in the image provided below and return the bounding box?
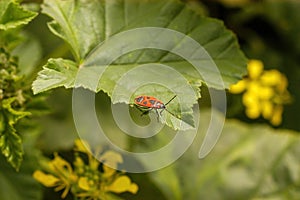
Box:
[40,0,247,88]
[0,126,43,200]
[32,58,78,94]
[141,110,300,200]
[34,0,247,130]
[12,32,43,76]
[0,0,38,30]
[0,97,31,171]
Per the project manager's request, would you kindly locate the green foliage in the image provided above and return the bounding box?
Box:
[32,0,247,130]
[0,0,299,200]
[0,0,37,30]
[0,98,30,170]
[136,110,300,200]
[0,0,43,171]
[0,48,30,170]
[0,127,43,200]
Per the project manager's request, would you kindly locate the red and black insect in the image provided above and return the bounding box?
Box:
[134,95,177,121]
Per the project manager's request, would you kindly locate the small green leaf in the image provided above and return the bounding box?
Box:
[0,124,23,170]
[0,97,31,171]
[0,0,38,30]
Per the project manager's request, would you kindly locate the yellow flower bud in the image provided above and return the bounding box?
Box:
[271,106,283,126]
[277,74,288,93]
[242,91,259,107]
[258,86,274,100]
[260,70,282,86]
[229,79,246,94]
[245,107,260,119]
[248,60,263,79]
[261,101,273,119]
[247,81,261,94]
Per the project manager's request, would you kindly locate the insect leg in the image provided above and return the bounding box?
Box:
[142,108,152,116]
[155,109,160,122]
[134,105,151,116]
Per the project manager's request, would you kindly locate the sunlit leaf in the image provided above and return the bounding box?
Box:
[0,0,37,30]
[33,0,247,130]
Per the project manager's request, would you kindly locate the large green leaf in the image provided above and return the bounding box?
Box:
[0,0,37,30]
[140,110,300,199]
[33,0,247,129]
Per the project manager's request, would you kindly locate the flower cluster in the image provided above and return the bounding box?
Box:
[33,139,138,199]
[230,60,291,126]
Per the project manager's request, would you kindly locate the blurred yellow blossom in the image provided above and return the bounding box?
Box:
[33,139,138,199]
[105,175,139,194]
[230,59,291,126]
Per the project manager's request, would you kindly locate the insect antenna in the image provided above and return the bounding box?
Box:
[165,95,177,106]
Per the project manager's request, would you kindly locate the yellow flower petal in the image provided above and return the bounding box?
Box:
[49,153,72,173]
[229,79,246,94]
[33,170,60,187]
[106,176,138,194]
[100,151,123,169]
[248,60,263,79]
[103,165,116,178]
[78,177,91,191]
[74,139,91,153]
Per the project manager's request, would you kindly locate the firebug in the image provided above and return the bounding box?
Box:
[134,95,177,121]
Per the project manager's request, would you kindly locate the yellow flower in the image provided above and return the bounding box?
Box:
[229,59,291,126]
[36,153,77,198]
[33,139,139,200]
[105,175,139,194]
